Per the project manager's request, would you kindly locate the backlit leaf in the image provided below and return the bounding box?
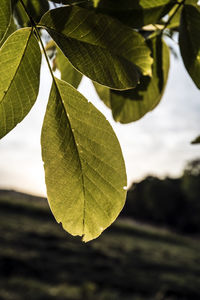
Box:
[40,6,153,90]
[179,3,200,89]
[94,36,170,123]
[41,78,127,242]
[0,28,41,138]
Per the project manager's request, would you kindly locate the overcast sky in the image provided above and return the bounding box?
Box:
[0,42,200,196]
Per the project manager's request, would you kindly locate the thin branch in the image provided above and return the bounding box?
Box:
[161,0,185,33]
[20,0,56,83]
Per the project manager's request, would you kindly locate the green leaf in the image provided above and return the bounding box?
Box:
[41,78,127,242]
[0,0,12,43]
[0,17,17,48]
[0,28,41,138]
[94,36,170,123]
[15,0,49,27]
[55,47,82,88]
[94,0,176,28]
[191,135,200,144]
[179,4,200,89]
[40,6,153,90]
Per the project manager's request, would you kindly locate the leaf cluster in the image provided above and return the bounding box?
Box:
[0,0,199,241]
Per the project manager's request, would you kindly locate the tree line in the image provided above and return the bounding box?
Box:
[122,159,200,234]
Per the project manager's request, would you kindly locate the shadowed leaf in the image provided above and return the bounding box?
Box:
[94,0,176,28]
[55,48,82,88]
[94,36,170,123]
[15,0,49,27]
[179,3,200,89]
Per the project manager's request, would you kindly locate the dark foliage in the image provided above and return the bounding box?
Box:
[121,160,200,234]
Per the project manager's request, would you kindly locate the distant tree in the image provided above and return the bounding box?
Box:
[0,0,200,241]
[183,159,200,176]
[122,176,186,229]
[181,159,200,232]
[122,159,200,234]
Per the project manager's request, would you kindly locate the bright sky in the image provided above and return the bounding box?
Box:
[0,43,200,196]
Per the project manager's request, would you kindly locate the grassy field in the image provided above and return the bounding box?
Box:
[0,190,200,300]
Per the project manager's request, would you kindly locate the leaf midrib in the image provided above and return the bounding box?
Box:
[55,80,86,238]
[39,24,140,68]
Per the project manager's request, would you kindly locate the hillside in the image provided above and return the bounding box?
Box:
[0,190,200,300]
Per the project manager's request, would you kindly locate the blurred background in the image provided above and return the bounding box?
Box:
[0,40,200,299]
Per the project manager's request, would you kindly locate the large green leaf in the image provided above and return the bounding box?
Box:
[0,0,12,43]
[179,3,200,89]
[55,48,82,88]
[94,36,170,123]
[94,0,176,28]
[15,0,49,27]
[40,6,153,90]
[0,28,41,138]
[41,78,127,242]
